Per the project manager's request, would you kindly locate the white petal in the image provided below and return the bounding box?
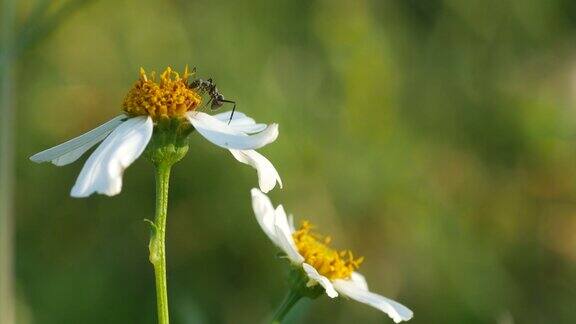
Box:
[187,112,278,150]
[274,206,304,264]
[302,263,338,298]
[250,188,278,244]
[213,111,267,133]
[29,115,127,166]
[213,110,248,122]
[251,189,304,263]
[274,205,289,230]
[70,116,153,197]
[333,278,413,323]
[274,224,304,264]
[350,272,369,291]
[288,214,296,233]
[230,149,282,193]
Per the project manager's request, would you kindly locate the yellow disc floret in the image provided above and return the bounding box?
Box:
[293,220,364,280]
[123,66,202,119]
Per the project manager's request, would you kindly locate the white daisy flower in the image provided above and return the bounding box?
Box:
[251,188,413,323]
[29,67,282,197]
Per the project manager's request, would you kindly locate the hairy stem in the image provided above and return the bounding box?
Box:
[149,163,172,324]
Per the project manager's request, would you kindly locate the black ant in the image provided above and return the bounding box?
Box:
[189,75,236,123]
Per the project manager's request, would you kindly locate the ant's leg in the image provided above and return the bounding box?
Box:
[221,100,236,124]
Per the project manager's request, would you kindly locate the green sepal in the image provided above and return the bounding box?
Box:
[145,117,192,167]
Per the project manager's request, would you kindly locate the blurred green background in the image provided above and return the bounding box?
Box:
[3,0,576,323]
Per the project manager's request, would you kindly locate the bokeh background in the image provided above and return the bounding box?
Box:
[3,0,576,323]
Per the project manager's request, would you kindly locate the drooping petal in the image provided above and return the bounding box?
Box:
[213,111,267,134]
[187,112,278,150]
[29,115,127,166]
[230,149,282,193]
[332,278,413,323]
[70,116,153,197]
[274,205,304,264]
[302,263,338,298]
[250,188,278,243]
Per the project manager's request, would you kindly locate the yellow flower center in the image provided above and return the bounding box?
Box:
[122,66,202,120]
[293,220,364,280]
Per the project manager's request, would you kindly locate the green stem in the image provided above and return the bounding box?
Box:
[149,163,172,324]
[271,289,303,324]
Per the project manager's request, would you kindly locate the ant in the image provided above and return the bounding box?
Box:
[188,73,237,123]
